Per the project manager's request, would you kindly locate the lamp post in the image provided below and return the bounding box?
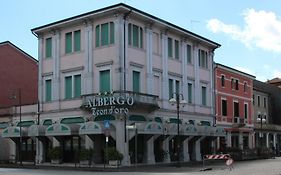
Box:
[169,93,187,167]
[10,89,22,165]
[257,114,266,148]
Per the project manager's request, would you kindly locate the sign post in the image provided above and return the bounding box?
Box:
[104,120,110,168]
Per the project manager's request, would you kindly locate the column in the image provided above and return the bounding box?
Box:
[85,135,94,149]
[248,132,254,149]
[83,21,93,95]
[115,120,130,166]
[161,32,169,109]
[273,133,277,148]
[36,139,44,164]
[238,132,243,150]
[266,133,270,148]
[181,40,188,99]
[116,16,124,90]
[209,51,215,115]
[193,44,200,112]
[195,136,205,161]
[146,27,153,94]
[183,136,193,162]
[227,132,232,147]
[162,136,171,163]
[146,136,155,164]
[9,140,16,163]
[38,37,44,108]
[52,30,61,102]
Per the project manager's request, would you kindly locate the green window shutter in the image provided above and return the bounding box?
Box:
[188,83,192,103]
[187,45,191,63]
[175,40,179,59]
[74,75,81,98]
[133,71,140,92]
[110,22,115,44]
[65,76,72,99]
[45,37,52,58]
[45,79,52,102]
[100,70,110,92]
[175,80,180,94]
[74,30,81,52]
[202,86,207,106]
[198,50,202,67]
[128,24,132,46]
[204,51,208,68]
[140,27,143,48]
[132,24,139,47]
[169,79,173,99]
[168,38,173,58]
[95,25,100,47]
[65,32,72,53]
[101,23,109,46]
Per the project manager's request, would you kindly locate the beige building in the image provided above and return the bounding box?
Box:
[3,3,225,165]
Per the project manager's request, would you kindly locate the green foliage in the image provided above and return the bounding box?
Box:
[107,147,123,161]
[79,148,94,160]
[48,146,62,160]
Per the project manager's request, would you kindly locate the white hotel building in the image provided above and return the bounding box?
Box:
[2,3,225,165]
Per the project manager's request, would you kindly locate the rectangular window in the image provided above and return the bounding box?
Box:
[168,37,173,58]
[65,32,72,54]
[253,94,255,105]
[96,22,115,47]
[45,79,52,102]
[244,103,248,119]
[175,80,180,94]
[235,79,239,90]
[65,76,72,99]
[221,75,225,87]
[175,40,179,59]
[263,97,266,108]
[199,49,208,68]
[169,79,173,99]
[222,99,227,116]
[244,82,247,92]
[257,95,260,107]
[234,101,239,117]
[132,71,140,92]
[74,75,81,98]
[100,70,110,92]
[188,83,192,103]
[231,78,234,89]
[186,44,191,63]
[128,23,143,48]
[45,37,52,58]
[74,30,81,52]
[202,86,207,106]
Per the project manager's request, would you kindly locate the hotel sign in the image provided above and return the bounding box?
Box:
[84,95,134,116]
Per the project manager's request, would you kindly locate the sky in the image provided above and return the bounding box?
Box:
[1,0,281,82]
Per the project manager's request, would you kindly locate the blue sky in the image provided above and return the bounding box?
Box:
[1,0,281,81]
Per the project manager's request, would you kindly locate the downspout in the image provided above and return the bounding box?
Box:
[123,10,132,91]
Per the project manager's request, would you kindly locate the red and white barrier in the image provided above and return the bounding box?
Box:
[203,154,231,160]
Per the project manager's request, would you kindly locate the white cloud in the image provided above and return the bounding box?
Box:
[207,9,281,53]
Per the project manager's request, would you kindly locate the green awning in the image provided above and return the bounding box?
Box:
[0,122,9,129]
[60,117,85,124]
[129,115,146,122]
[94,115,115,121]
[46,123,80,136]
[17,120,35,127]
[154,117,162,123]
[188,120,195,125]
[185,124,198,136]
[79,121,102,135]
[2,126,28,138]
[43,119,52,126]
[141,122,163,134]
[200,121,211,126]
[169,118,182,124]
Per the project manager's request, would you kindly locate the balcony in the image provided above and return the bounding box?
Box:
[81,90,159,114]
[232,117,246,128]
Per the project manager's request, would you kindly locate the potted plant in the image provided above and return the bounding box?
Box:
[79,148,94,166]
[48,146,62,164]
[107,147,123,166]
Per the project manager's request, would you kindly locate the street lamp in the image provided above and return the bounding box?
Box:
[257,114,266,148]
[10,89,22,166]
[169,93,187,167]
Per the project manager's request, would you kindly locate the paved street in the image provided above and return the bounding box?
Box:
[0,158,280,175]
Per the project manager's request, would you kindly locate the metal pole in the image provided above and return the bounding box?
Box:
[176,94,180,167]
[19,89,22,166]
[135,127,137,167]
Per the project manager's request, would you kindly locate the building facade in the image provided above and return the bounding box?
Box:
[2,4,225,165]
[0,41,38,161]
[215,63,255,150]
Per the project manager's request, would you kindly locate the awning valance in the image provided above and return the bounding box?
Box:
[79,121,102,135]
[94,115,115,121]
[169,118,182,124]
[137,122,163,135]
[129,115,146,122]
[17,120,35,127]
[46,123,80,136]
[60,117,85,124]
[43,119,52,126]
[0,122,9,129]
[28,125,47,137]
[2,126,28,138]
[184,124,198,136]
